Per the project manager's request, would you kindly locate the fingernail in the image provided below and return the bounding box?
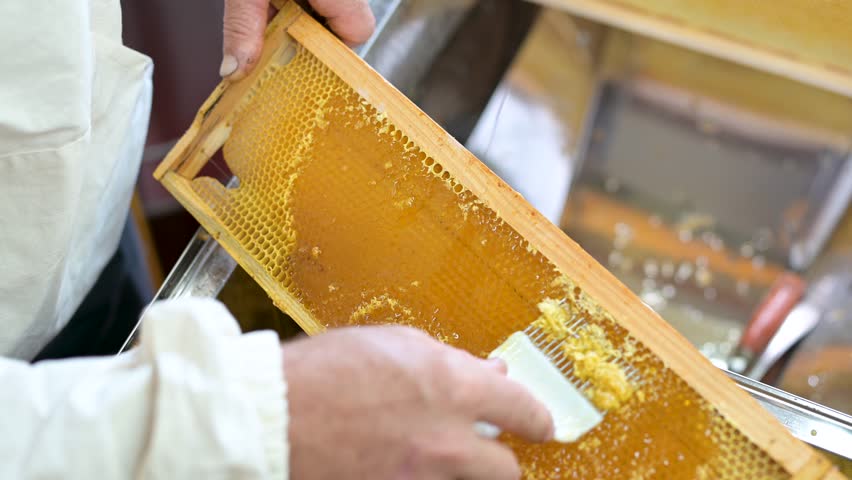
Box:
[219,54,239,78]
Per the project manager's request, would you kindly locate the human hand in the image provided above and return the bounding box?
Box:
[282,326,554,480]
[221,0,376,79]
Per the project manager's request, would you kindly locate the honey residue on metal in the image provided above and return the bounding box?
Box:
[532,298,572,341]
[562,324,634,410]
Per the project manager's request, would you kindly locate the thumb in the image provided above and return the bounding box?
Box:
[221,0,270,79]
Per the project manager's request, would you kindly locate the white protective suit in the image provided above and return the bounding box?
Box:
[0,1,288,477]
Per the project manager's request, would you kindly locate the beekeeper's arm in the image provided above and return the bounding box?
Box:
[0,299,288,478]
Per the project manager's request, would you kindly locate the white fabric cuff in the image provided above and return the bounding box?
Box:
[139,298,289,479]
[226,330,289,480]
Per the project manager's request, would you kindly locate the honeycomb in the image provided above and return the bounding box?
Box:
[185,43,794,478]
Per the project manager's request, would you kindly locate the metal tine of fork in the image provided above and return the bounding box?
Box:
[544,345,565,359]
[619,359,638,373]
[542,340,564,357]
[552,350,571,366]
[534,340,552,352]
[570,378,586,391]
[526,325,544,339]
[548,348,568,363]
[605,353,631,366]
[542,337,562,350]
[534,329,552,344]
[567,316,585,331]
[533,337,555,352]
[550,350,569,366]
[555,356,573,371]
[627,369,642,383]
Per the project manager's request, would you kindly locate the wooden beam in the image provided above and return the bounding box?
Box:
[528,0,852,99]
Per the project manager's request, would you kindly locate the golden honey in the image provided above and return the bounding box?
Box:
[187,44,789,478]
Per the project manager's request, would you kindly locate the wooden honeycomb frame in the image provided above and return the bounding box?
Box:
[154,2,843,478]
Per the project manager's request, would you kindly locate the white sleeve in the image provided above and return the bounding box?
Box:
[0,298,288,479]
